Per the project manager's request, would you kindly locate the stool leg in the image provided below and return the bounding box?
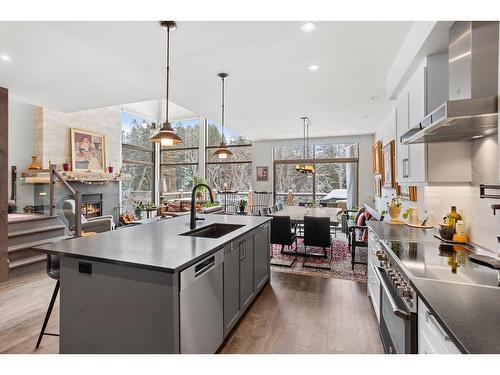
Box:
[36,280,59,349]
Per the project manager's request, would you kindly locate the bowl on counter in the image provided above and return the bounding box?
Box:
[438,224,454,241]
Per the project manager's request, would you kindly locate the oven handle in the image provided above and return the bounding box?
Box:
[375,267,410,321]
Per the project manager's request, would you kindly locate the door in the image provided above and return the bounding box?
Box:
[223,243,240,337]
[396,97,409,183]
[240,235,254,310]
[253,224,270,292]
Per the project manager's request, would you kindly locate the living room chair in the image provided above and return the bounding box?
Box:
[63,199,115,233]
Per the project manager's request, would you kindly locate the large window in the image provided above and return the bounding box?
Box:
[160,119,200,192]
[121,112,155,212]
[205,120,252,192]
[274,143,358,208]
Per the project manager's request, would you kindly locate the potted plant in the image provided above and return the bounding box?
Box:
[238,199,247,213]
[383,195,403,223]
[192,176,207,200]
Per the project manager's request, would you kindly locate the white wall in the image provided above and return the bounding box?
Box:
[251,134,374,206]
[8,98,35,210]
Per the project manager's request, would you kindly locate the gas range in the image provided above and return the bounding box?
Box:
[381,240,500,288]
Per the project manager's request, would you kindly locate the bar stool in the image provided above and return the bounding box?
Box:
[36,254,60,349]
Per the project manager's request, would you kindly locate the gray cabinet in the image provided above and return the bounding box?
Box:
[223,243,240,336]
[253,223,270,292]
[239,234,254,311]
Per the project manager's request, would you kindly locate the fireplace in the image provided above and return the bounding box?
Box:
[82,194,102,219]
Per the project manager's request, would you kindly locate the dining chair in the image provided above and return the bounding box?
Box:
[251,191,272,215]
[303,216,331,258]
[262,207,272,216]
[271,204,278,213]
[36,254,60,349]
[270,216,297,254]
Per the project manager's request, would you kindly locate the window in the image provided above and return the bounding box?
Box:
[206,120,252,192]
[160,119,200,192]
[273,142,358,208]
[121,112,155,213]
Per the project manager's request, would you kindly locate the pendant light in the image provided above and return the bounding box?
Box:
[295,116,315,174]
[151,21,183,147]
[213,72,234,159]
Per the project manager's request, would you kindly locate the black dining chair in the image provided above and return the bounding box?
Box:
[36,254,60,349]
[271,216,297,254]
[270,204,278,213]
[303,216,331,258]
[261,207,272,216]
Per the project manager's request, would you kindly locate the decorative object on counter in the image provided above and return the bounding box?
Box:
[452,220,469,242]
[71,128,106,171]
[402,207,433,229]
[151,21,183,147]
[27,155,41,170]
[238,199,247,214]
[371,140,382,174]
[438,223,455,241]
[62,160,70,172]
[295,117,315,174]
[396,184,417,202]
[382,140,395,188]
[444,206,462,229]
[256,166,269,181]
[382,194,403,224]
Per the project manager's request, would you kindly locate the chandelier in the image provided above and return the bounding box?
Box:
[296,116,314,174]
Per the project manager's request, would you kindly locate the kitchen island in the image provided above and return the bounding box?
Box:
[36,214,271,354]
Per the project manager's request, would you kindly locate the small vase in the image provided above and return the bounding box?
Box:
[28,155,41,170]
[108,166,114,173]
[63,163,70,172]
[388,206,402,223]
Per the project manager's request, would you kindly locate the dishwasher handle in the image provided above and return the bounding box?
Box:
[180,249,224,291]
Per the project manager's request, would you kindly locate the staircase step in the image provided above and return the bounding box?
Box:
[9,254,47,269]
[8,215,67,233]
[8,225,67,238]
[8,235,72,253]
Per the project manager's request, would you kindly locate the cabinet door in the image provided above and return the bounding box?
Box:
[406,66,427,183]
[253,223,270,292]
[396,97,409,182]
[223,243,240,337]
[240,235,254,311]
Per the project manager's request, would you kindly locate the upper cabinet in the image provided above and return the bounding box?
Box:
[395,55,472,186]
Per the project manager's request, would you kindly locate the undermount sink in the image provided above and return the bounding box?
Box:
[180,223,244,239]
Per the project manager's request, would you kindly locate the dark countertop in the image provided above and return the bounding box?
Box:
[36,214,271,273]
[366,221,440,242]
[368,221,500,354]
[412,278,500,354]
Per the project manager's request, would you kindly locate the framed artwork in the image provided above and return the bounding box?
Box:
[382,140,395,188]
[71,128,106,171]
[397,184,417,202]
[374,175,382,198]
[256,166,269,181]
[371,141,383,175]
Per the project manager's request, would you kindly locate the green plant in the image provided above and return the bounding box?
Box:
[203,201,220,208]
[386,195,403,208]
[239,199,248,209]
[131,199,156,211]
[402,208,411,220]
[192,175,207,195]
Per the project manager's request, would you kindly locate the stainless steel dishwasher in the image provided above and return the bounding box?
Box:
[179,249,224,354]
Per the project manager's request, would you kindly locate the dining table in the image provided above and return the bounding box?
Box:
[269,205,342,226]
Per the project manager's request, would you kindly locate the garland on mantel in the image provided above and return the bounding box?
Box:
[62,170,131,185]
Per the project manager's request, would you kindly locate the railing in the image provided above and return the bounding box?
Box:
[49,165,82,237]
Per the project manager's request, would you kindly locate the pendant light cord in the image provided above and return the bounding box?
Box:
[221,75,225,143]
[165,26,170,123]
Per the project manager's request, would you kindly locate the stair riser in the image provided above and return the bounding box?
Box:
[9,248,45,263]
[8,217,65,232]
[8,228,67,247]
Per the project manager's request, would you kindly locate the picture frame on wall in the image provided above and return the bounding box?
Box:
[397,184,417,202]
[374,175,382,198]
[382,140,395,189]
[371,141,383,175]
[256,166,269,181]
[71,128,106,172]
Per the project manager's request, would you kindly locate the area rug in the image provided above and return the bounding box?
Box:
[270,237,368,282]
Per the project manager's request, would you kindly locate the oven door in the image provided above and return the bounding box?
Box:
[375,267,416,354]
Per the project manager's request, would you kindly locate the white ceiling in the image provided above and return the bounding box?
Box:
[0,21,413,140]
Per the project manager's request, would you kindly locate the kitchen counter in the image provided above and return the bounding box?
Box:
[413,278,500,354]
[36,213,271,273]
[367,221,500,354]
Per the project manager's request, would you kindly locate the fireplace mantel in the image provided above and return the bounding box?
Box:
[20,169,131,184]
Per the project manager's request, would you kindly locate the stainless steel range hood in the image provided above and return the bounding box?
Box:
[401,21,499,144]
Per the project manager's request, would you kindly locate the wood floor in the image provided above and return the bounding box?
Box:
[0,268,382,354]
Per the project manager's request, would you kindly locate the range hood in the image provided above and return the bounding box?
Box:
[401,21,499,144]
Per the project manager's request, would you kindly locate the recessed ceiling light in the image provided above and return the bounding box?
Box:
[308,64,320,71]
[0,55,11,62]
[301,22,316,33]
[472,135,484,139]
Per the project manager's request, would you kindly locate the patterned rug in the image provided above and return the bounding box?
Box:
[270,236,368,282]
